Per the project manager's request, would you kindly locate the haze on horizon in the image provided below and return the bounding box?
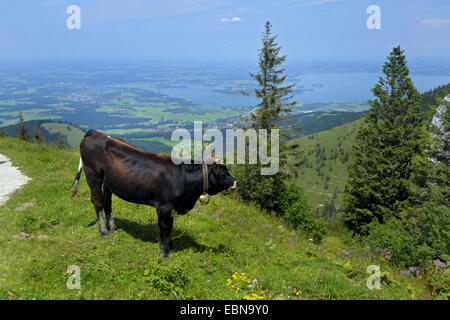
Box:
[0,0,449,71]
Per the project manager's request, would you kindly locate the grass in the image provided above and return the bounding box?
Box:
[40,123,85,150]
[289,117,363,210]
[0,137,435,300]
[134,137,179,147]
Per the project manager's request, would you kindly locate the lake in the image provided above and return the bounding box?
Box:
[152,72,449,107]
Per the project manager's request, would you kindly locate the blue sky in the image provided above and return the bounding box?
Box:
[0,0,449,64]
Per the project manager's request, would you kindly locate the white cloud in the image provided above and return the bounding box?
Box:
[220,16,243,22]
[419,18,450,29]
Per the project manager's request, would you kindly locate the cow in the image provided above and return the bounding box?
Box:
[70,130,237,258]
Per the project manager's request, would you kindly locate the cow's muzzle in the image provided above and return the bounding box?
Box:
[229,180,237,190]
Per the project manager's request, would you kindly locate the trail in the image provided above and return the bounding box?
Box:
[0,153,30,206]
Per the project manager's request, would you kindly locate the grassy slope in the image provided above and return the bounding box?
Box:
[289,117,363,210]
[40,123,85,150]
[0,138,431,300]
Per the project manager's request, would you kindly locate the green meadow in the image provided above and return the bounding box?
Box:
[40,123,85,150]
[0,137,436,300]
[289,117,363,210]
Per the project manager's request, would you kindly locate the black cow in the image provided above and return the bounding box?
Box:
[70,130,237,258]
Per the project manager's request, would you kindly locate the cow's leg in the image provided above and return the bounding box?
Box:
[85,167,109,238]
[103,185,118,233]
[156,206,174,259]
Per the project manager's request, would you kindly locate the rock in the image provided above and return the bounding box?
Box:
[14,201,36,212]
[12,232,49,240]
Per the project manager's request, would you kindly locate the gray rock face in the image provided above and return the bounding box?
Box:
[430,95,449,165]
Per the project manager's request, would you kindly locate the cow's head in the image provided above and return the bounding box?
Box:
[206,156,237,195]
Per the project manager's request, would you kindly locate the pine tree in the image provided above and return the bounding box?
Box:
[343,46,428,234]
[242,21,297,132]
[16,112,28,141]
[235,21,303,214]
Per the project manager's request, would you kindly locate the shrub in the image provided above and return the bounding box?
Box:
[283,182,326,243]
[366,217,417,266]
[367,191,450,266]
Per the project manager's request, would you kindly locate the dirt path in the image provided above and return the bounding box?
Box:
[0,153,30,206]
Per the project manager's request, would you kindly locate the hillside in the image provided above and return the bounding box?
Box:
[0,120,85,150]
[286,83,450,216]
[284,111,365,138]
[289,117,364,217]
[0,137,434,299]
[0,120,172,154]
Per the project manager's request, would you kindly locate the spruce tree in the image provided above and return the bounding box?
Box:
[343,46,428,234]
[242,21,297,132]
[235,21,303,213]
[16,112,28,141]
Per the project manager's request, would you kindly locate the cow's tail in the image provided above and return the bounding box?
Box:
[70,157,83,199]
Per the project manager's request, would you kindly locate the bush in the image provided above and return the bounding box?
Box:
[367,190,450,266]
[422,260,450,299]
[231,164,287,214]
[366,218,417,266]
[283,182,326,243]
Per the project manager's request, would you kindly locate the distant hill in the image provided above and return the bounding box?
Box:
[0,120,171,154]
[285,111,365,138]
[287,82,450,224]
[0,120,85,150]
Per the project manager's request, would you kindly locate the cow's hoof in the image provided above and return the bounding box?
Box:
[101,232,110,238]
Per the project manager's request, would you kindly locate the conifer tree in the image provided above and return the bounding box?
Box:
[16,112,28,141]
[235,21,303,213]
[242,21,297,132]
[343,46,428,234]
